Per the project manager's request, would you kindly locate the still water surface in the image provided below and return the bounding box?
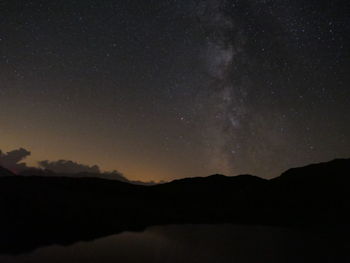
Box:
[0,224,348,263]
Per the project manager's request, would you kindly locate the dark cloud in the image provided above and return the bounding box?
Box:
[36,160,156,184]
[1,147,156,184]
[38,160,101,174]
[36,159,145,184]
[0,148,31,172]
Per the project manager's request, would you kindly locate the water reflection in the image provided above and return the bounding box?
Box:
[0,224,348,263]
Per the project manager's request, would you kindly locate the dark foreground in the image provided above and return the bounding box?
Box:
[0,158,349,254]
[1,224,349,263]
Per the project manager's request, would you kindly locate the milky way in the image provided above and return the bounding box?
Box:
[198,0,350,177]
[0,0,349,180]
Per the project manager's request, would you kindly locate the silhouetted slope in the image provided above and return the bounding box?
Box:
[274,158,350,183]
[19,168,156,185]
[264,158,350,225]
[0,158,349,254]
[0,166,14,176]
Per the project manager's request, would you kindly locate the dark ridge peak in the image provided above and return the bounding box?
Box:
[207,173,226,178]
[160,173,266,186]
[204,174,266,183]
[0,166,15,176]
[164,174,229,185]
[231,174,267,181]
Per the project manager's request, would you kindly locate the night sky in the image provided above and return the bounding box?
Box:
[1,0,349,181]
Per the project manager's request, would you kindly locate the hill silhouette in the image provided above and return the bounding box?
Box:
[0,158,349,254]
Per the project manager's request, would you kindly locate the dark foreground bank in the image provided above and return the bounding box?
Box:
[0,158,349,254]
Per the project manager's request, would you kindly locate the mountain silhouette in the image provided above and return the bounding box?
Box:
[0,158,349,254]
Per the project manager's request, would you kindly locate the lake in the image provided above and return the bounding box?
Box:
[0,224,348,263]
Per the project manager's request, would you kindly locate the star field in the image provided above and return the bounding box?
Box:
[1,0,349,181]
